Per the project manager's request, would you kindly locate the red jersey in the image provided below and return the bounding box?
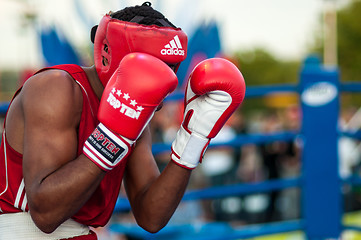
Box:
[0,64,127,227]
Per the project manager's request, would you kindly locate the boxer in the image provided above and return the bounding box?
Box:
[0,2,245,239]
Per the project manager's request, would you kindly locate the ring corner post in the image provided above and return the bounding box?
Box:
[300,55,342,239]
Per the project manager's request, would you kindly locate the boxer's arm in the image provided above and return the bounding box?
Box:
[124,58,246,233]
[123,126,191,233]
[21,71,105,233]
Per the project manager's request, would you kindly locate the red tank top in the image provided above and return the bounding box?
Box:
[0,64,127,227]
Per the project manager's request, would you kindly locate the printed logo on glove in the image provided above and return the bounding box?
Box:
[107,87,145,120]
[86,125,128,165]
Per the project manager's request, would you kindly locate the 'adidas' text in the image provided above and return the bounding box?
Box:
[161,35,185,56]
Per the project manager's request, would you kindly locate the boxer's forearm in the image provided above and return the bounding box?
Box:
[127,161,191,233]
[26,155,105,233]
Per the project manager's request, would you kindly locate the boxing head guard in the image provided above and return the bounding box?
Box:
[92,14,188,87]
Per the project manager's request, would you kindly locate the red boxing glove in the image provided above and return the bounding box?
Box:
[84,53,178,171]
[171,58,246,169]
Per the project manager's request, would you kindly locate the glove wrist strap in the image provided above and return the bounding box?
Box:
[171,126,210,169]
[83,123,133,171]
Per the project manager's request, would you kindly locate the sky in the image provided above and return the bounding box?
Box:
[0,0,350,70]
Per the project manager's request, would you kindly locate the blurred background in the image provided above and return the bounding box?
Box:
[1,0,361,239]
[1,0,361,107]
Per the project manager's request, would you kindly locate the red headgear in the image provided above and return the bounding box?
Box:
[93,14,188,87]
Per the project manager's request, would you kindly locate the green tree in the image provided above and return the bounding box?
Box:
[234,48,300,86]
[233,48,300,113]
[311,0,361,82]
[337,0,361,81]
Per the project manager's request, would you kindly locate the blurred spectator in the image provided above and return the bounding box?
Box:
[258,110,285,221]
[339,106,361,212]
[252,107,301,222]
[339,106,361,178]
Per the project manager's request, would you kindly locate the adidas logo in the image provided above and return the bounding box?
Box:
[161,35,185,56]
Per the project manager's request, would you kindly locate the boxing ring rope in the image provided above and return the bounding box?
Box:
[0,55,360,239]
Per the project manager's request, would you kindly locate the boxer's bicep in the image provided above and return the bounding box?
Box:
[21,71,82,189]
